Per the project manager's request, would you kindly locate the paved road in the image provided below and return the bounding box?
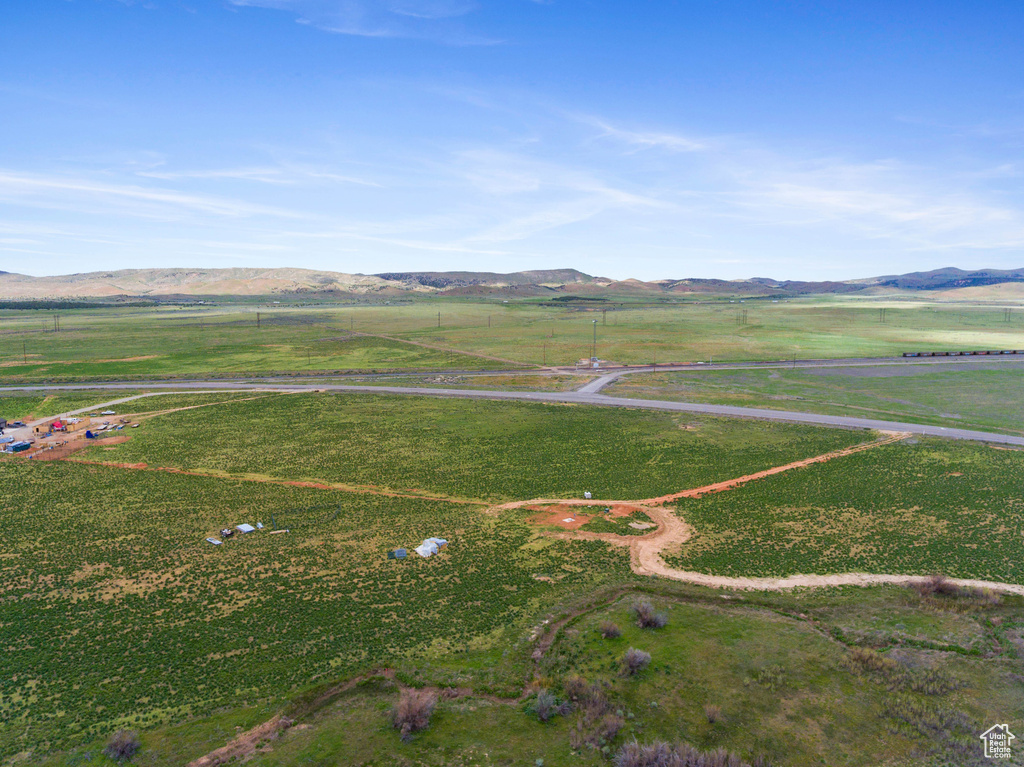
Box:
[5,377,1024,447]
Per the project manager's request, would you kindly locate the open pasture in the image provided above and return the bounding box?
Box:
[0,305,514,383]
[537,592,1024,767]
[3,297,1024,381]
[29,582,1024,767]
[5,391,1024,764]
[0,459,628,756]
[606,361,1024,436]
[77,392,866,502]
[667,438,1024,582]
[388,298,1024,367]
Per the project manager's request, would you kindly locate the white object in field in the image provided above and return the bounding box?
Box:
[584,491,592,500]
[206,538,222,545]
[415,542,436,558]
[102,410,116,415]
[562,518,575,523]
[236,523,256,534]
[268,529,289,534]
[256,522,264,529]
[414,537,449,558]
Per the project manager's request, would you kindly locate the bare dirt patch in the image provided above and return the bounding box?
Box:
[186,715,294,767]
[24,434,132,461]
[526,502,645,530]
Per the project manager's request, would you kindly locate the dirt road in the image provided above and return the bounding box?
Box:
[505,432,1024,595]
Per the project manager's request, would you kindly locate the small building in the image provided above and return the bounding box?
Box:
[0,418,7,432]
[8,441,31,453]
[236,523,256,534]
[33,417,89,436]
[388,548,408,560]
[65,417,90,434]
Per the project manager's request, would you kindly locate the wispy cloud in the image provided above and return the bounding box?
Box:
[579,115,707,153]
[227,0,498,44]
[447,148,670,243]
[0,171,306,220]
[723,156,1024,250]
[137,165,382,187]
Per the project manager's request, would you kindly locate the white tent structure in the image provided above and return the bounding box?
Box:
[414,537,448,558]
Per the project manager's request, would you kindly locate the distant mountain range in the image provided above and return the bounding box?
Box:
[2,266,1024,300]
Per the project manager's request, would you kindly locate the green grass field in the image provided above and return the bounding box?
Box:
[77,392,865,502]
[606,362,1024,435]
[666,438,1024,581]
[35,585,1024,767]
[4,297,1024,382]
[0,459,628,757]
[4,390,1024,766]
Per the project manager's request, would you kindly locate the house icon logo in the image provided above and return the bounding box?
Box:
[980,724,1015,759]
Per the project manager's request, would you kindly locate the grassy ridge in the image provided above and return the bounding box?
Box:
[667,439,1024,581]
[49,587,1020,767]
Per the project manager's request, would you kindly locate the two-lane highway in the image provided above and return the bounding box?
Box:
[4,368,1024,446]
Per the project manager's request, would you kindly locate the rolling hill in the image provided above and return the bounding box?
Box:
[1,266,1023,301]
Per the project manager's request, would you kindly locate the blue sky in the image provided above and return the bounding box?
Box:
[1,1,1022,280]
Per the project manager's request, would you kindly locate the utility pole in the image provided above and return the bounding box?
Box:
[350,316,353,331]
[543,342,546,366]
[23,341,27,364]
[602,309,607,325]
[488,315,491,329]
[437,311,441,329]
[257,311,261,329]
[592,319,598,362]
